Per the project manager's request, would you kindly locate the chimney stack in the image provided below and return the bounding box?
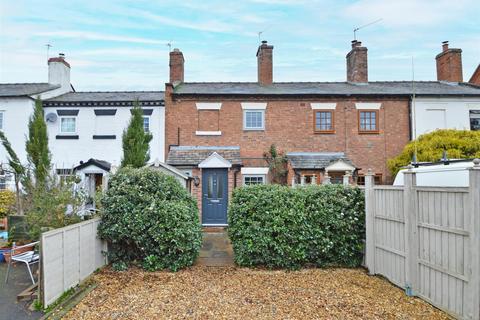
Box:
[48,53,71,94]
[346,40,368,83]
[436,41,463,82]
[169,48,184,84]
[257,40,273,86]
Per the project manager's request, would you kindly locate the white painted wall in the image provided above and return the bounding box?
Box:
[0,97,35,165]
[413,97,480,137]
[44,105,165,168]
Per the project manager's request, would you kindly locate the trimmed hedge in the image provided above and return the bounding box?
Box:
[98,167,202,271]
[228,184,365,269]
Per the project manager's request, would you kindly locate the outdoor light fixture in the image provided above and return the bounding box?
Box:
[193,176,200,186]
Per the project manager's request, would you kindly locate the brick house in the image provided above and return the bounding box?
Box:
[164,40,480,226]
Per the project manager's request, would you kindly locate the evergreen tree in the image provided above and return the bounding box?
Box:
[121,101,153,168]
[0,131,25,214]
[25,97,51,187]
[388,129,480,176]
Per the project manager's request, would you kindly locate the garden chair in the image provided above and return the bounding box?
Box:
[4,241,40,285]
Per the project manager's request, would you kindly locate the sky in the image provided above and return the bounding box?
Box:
[0,0,479,91]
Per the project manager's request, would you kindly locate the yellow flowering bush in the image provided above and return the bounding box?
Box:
[0,189,16,217]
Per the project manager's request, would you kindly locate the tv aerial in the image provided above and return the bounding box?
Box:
[353,18,382,40]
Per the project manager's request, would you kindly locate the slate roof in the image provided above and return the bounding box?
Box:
[74,158,111,172]
[43,91,165,107]
[173,81,480,97]
[287,152,355,169]
[46,91,164,102]
[0,83,61,97]
[167,146,242,166]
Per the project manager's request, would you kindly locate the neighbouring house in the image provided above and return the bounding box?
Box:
[164,40,480,226]
[412,42,480,136]
[469,64,480,86]
[0,54,166,192]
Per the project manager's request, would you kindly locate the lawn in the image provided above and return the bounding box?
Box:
[64,266,449,319]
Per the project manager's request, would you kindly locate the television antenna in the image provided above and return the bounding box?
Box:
[257,26,272,43]
[45,44,52,60]
[353,18,382,40]
[166,41,172,52]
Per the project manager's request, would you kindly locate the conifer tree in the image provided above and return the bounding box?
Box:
[25,97,51,187]
[121,100,153,168]
[0,131,25,214]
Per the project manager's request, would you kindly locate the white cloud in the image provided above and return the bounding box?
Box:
[34,30,167,45]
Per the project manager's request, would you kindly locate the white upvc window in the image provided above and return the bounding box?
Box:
[60,117,76,134]
[243,175,266,186]
[143,116,150,132]
[243,110,264,130]
[0,111,4,130]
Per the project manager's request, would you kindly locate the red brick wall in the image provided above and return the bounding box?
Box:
[436,48,463,82]
[166,95,410,184]
[346,41,368,83]
[169,50,184,83]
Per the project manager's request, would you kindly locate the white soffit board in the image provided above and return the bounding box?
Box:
[241,167,269,175]
[311,103,336,110]
[196,103,222,110]
[195,131,222,136]
[241,103,267,110]
[325,160,355,172]
[355,103,382,110]
[199,152,232,168]
[467,103,480,110]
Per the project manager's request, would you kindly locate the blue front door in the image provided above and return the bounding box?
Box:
[202,168,228,225]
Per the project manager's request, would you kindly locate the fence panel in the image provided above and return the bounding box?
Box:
[41,217,107,307]
[365,163,480,320]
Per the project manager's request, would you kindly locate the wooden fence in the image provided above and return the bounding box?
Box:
[40,217,107,307]
[365,161,480,319]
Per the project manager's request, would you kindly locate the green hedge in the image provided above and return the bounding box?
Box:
[98,167,202,271]
[228,184,365,269]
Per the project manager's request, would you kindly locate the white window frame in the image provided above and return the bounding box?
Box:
[59,116,76,134]
[143,116,150,132]
[243,174,266,186]
[243,110,265,130]
[0,111,4,131]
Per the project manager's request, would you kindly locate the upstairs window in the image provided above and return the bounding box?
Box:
[143,117,150,132]
[244,110,264,130]
[314,111,334,133]
[470,110,480,131]
[359,110,378,133]
[60,117,76,134]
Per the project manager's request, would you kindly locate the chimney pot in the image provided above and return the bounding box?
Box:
[346,40,368,83]
[257,40,274,86]
[442,41,449,52]
[436,41,463,82]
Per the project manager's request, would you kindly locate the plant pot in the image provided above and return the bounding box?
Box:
[0,247,10,263]
[2,244,34,263]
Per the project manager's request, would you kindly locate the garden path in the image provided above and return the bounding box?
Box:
[196,229,234,267]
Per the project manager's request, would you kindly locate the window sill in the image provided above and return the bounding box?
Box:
[56,135,79,140]
[314,130,335,134]
[195,131,222,136]
[243,129,265,132]
[93,135,116,139]
[358,130,380,135]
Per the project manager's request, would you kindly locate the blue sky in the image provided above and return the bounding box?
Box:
[1,0,479,91]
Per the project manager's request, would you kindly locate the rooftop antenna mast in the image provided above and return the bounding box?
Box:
[411,56,419,166]
[45,44,52,61]
[353,18,382,40]
[166,41,172,52]
[257,25,271,43]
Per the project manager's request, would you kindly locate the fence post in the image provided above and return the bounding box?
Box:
[467,159,480,320]
[365,168,375,275]
[403,166,418,296]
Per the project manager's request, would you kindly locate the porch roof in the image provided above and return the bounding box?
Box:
[73,158,111,172]
[287,152,355,170]
[167,146,242,166]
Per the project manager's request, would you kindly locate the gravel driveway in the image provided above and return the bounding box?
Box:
[65,266,450,319]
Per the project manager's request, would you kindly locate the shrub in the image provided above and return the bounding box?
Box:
[0,190,16,218]
[388,129,480,176]
[98,167,202,271]
[228,184,365,269]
